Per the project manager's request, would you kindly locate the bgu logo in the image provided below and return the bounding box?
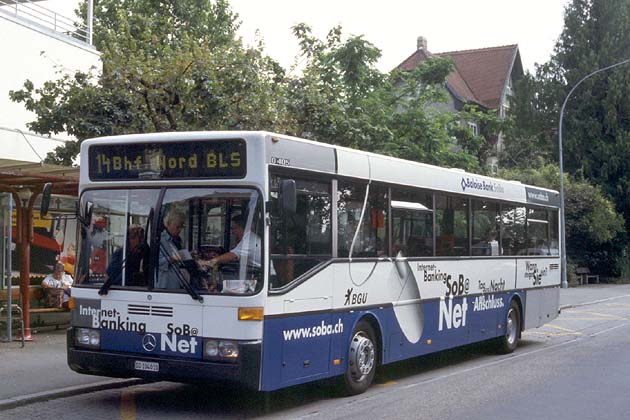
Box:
[438,297,468,331]
[344,288,368,306]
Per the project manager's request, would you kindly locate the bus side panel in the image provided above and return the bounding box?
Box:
[523,287,560,329]
[260,308,392,391]
[260,291,521,391]
[385,291,521,363]
[261,312,340,391]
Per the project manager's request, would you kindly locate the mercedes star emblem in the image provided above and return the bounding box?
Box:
[142,334,157,352]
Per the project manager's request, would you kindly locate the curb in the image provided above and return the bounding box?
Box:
[0,378,146,411]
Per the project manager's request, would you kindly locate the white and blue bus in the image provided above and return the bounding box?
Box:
[57,131,561,395]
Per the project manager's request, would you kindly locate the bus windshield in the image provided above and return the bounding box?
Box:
[75,187,264,295]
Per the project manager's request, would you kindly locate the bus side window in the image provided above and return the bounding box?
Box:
[391,189,433,257]
[472,199,500,256]
[527,207,551,255]
[269,175,332,288]
[337,183,388,258]
[436,194,469,256]
[549,210,559,255]
[501,205,526,255]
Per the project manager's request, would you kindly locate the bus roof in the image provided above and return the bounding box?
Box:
[80,131,560,208]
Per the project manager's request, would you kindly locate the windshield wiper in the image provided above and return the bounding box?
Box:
[159,242,203,303]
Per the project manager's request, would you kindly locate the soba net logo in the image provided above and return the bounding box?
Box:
[461,177,505,194]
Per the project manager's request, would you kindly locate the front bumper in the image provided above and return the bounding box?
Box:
[66,329,261,389]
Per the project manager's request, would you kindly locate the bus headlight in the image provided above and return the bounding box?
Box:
[204,340,219,357]
[75,328,100,349]
[219,341,239,358]
[203,339,239,361]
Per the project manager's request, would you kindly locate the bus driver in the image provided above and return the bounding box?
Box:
[209,214,261,276]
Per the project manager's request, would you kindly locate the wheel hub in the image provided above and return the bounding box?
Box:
[506,308,518,344]
[349,332,375,378]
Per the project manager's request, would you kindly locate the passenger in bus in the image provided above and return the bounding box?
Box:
[209,214,261,273]
[487,230,500,256]
[105,225,148,286]
[474,230,500,256]
[157,209,191,289]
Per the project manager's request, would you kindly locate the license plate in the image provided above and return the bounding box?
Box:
[134,360,159,372]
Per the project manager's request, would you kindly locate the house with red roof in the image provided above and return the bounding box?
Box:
[397,37,524,172]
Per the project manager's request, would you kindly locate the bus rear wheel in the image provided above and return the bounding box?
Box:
[496,300,521,354]
[343,320,377,395]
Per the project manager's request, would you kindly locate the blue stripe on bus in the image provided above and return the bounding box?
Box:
[260,291,521,391]
[100,329,203,359]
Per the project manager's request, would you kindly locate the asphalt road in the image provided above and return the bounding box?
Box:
[2,293,630,420]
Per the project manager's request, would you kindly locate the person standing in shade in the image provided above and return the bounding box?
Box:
[42,262,73,308]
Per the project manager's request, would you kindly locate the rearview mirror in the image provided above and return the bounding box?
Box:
[77,200,94,227]
[280,179,296,214]
[40,183,53,217]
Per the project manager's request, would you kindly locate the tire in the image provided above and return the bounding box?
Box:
[496,300,521,354]
[343,320,377,395]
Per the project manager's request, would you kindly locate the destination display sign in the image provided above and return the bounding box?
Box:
[88,139,246,180]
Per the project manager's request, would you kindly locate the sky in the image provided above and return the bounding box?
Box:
[228,0,571,74]
[44,0,571,73]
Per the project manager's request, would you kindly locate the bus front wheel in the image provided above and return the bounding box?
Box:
[496,300,521,354]
[343,320,377,395]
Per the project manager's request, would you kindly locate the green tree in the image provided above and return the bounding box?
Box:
[506,0,630,226]
[10,3,494,172]
[285,24,484,171]
[9,0,286,165]
[500,73,559,168]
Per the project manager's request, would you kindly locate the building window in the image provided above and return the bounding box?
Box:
[467,122,479,136]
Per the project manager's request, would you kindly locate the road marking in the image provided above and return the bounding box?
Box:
[121,389,136,420]
[525,331,579,337]
[563,310,626,320]
[556,317,622,321]
[374,380,398,387]
[524,324,582,336]
[590,323,630,337]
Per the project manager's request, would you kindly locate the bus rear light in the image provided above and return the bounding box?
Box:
[238,307,263,321]
[68,297,75,310]
[75,327,100,349]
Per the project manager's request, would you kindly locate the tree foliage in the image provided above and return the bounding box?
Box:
[505,0,630,223]
[10,0,286,164]
[283,24,491,172]
[10,5,489,172]
[502,0,630,274]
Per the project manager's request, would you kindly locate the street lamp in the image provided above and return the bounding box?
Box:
[558,57,630,288]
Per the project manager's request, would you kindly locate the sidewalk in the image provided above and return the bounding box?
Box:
[558,283,630,309]
[2,284,630,410]
[0,328,142,410]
